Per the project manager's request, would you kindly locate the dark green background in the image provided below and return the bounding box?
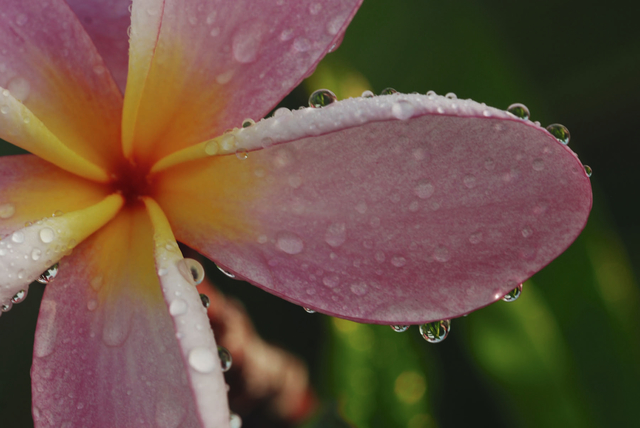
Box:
[1,0,639,427]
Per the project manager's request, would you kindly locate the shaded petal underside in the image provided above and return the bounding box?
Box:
[153,94,593,324]
[31,206,204,428]
[0,0,124,172]
[123,0,362,168]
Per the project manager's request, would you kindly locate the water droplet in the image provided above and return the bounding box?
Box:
[419,320,450,343]
[303,307,316,313]
[391,256,407,267]
[532,158,545,171]
[216,70,234,85]
[7,77,31,102]
[380,87,397,95]
[546,123,570,145]
[390,325,409,333]
[52,210,64,217]
[350,282,368,296]
[241,118,254,128]
[37,263,59,284]
[87,299,98,311]
[11,289,26,304]
[1,302,12,312]
[322,275,339,288]
[232,25,263,63]
[276,231,304,254]
[11,231,24,243]
[235,148,248,160]
[414,180,434,199]
[584,165,592,177]
[188,347,216,373]
[433,245,450,262]
[506,103,530,120]
[309,89,337,108]
[218,346,232,372]
[0,106,9,115]
[39,227,55,243]
[0,203,15,219]
[199,294,210,308]
[216,265,236,278]
[521,226,533,238]
[229,412,242,428]
[463,175,476,189]
[503,284,523,302]
[361,90,374,98]
[177,258,205,286]
[292,37,311,52]
[169,298,188,316]
[31,248,41,260]
[324,223,346,248]
[391,100,415,120]
[204,140,219,155]
[445,92,457,99]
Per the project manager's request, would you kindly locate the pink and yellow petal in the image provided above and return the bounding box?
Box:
[0,0,124,172]
[123,0,362,168]
[0,194,123,309]
[152,94,592,324]
[0,156,112,237]
[144,197,230,428]
[65,0,132,92]
[31,205,210,428]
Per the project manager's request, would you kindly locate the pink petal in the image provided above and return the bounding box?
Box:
[31,206,229,428]
[65,0,131,91]
[123,0,362,168]
[152,93,593,324]
[0,0,124,172]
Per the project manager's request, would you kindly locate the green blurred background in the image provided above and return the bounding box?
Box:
[2,0,639,427]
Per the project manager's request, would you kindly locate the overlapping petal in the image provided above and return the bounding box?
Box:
[123,0,362,168]
[65,0,132,92]
[0,0,124,172]
[31,205,211,428]
[152,94,593,324]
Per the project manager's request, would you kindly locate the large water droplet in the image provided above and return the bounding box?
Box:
[584,165,592,177]
[324,223,346,248]
[229,412,242,428]
[419,320,450,343]
[546,123,570,145]
[391,100,415,120]
[503,284,523,302]
[361,90,374,98]
[169,298,188,316]
[37,263,59,284]
[232,25,263,63]
[199,294,210,308]
[507,103,530,120]
[309,89,337,108]
[177,258,205,286]
[0,203,15,219]
[11,289,27,304]
[390,325,409,333]
[39,227,55,243]
[11,231,24,243]
[218,346,232,372]
[276,231,304,255]
[204,140,219,155]
[188,347,216,373]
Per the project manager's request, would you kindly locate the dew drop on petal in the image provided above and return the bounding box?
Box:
[199,294,210,309]
[188,347,216,373]
[216,264,236,278]
[218,346,232,372]
[546,123,570,145]
[7,77,30,102]
[11,289,27,304]
[204,140,219,155]
[380,87,397,95]
[37,263,59,284]
[433,245,450,262]
[229,413,242,428]
[235,149,248,160]
[87,299,98,311]
[292,37,311,52]
[309,89,337,108]
[324,223,346,247]
[532,158,545,171]
[584,165,593,177]
[503,284,523,302]
[445,92,457,100]
[390,325,409,333]
[0,203,15,219]
[11,231,24,243]
[169,299,188,316]
[414,180,434,199]
[322,275,339,288]
[391,100,415,120]
[177,258,205,286]
[39,227,55,243]
[31,248,41,261]
[419,319,450,343]
[506,103,530,120]
[276,231,304,254]
[303,307,316,313]
[241,118,255,128]
[1,302,12,312]
[391,256,407,267]
[361,90,374,98]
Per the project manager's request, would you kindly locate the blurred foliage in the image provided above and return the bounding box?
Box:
[2,0,640,427]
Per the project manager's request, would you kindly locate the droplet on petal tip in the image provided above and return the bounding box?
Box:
[177,258,205,286]
[303,307,316,313]
[546,123,571,145]
[308,89,337,108]
[390,325,409,333]
[361,90,374,98]
[506,102,530,120]
[379,87,397,95]
[419,320,451,343]
[36,263,59,284]
[584,165,593,177]
[502,284,523,302]
[218,346,232,372]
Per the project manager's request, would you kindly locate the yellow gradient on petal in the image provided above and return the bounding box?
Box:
[122,35,227,169]
[57,194,125,245]
[143,197,179,256]
[151,155,260,244]
[0,90,110,182]
[149,133,241,174]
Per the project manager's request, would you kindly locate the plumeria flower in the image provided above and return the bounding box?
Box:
[0,0,592,427]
